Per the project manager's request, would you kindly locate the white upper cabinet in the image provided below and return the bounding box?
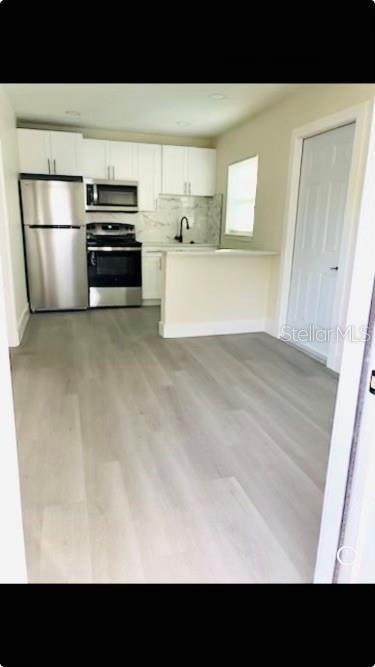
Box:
[187,147,216,196]
[161,145,187,195]
[49,131,82,176]
[81,139,107,179]
[81,139,137,180]
[18,129,215,201]
[17,129,82,176]
[18,129,52,175]
[137,143,161,211]
[107,141,138,181]
[161,145,216,196]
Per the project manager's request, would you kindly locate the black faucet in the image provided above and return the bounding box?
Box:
[174,216,190,243]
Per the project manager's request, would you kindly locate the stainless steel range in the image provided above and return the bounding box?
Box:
[86,222,142,308]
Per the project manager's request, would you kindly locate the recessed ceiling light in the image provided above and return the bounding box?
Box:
[177,121,190,127]
[209,93,226,100]
[65,110,81,116]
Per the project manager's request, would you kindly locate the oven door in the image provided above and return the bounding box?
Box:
[87,247,142,307]
[85,180,138,212]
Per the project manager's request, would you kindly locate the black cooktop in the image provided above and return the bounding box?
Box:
[86,222,142,248]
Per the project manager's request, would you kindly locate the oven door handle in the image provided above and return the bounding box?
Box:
[87,246,141,252]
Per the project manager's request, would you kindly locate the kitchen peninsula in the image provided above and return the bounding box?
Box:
[159,249,279,338]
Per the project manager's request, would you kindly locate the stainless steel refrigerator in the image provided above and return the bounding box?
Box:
[20,176,88,312]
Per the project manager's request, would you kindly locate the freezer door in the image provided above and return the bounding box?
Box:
[20,178,85,227]
[24,226,88,311]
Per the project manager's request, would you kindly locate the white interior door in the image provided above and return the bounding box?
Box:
[286,123,355,361]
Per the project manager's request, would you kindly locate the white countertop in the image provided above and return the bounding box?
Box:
[143,242,217,249]
[162,248,279,257]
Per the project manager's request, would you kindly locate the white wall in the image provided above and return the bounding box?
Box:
[0,85,28,347]
[0,241,27,582]
[215,85,375,330]
[216,84,375,250]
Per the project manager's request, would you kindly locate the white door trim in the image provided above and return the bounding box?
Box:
[313,98,375,582]
[276,101,372,373]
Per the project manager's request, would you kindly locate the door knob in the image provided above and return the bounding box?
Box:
[330,266,339,271]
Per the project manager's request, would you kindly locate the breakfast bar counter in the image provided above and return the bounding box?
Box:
[159,249,278,338]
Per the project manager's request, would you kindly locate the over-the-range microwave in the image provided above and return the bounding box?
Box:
[84,178,138,212]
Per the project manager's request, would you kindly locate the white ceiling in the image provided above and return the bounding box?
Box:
[3,83,300,138]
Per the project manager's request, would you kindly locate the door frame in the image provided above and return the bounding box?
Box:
[314,98,375,582]
[276,101,372,373]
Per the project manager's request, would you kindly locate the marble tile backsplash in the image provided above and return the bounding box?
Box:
[85,194,222,245]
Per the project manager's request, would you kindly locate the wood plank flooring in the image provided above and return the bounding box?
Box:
[10,307,338,583]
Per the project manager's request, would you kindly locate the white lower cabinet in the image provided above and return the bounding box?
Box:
[142,251,162,300]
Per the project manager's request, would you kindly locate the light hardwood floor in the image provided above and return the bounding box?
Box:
[11,307,337,583]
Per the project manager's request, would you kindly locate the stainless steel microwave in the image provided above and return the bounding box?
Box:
[84,179,138,212]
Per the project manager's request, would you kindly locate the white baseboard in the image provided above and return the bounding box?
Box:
[264,319,278,338]
[17,303,30,344]
[159,319,266,338]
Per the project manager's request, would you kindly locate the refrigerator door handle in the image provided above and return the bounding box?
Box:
[28,225,82,229]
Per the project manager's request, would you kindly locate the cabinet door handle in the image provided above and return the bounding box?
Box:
[107,165,110,179]
[183,182,186,194]
[189,182,191,195]
[47,159,51,174]
[113,166,115,180]
[53,159,56,174]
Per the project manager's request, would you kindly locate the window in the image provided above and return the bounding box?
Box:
[225,155,259,237]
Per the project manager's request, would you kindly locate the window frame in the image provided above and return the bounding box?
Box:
[224,154,259,240]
